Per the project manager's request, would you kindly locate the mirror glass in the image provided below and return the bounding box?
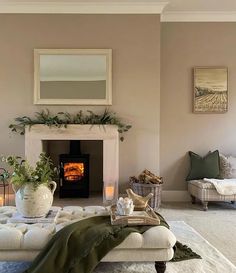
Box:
[34,49,112,105]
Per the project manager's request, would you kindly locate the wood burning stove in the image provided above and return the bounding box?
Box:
[59,141,89,198]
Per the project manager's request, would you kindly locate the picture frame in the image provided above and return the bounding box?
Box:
[34,49,112,105]
[193,67,228,113]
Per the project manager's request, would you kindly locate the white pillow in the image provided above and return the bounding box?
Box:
[219,154,236,178]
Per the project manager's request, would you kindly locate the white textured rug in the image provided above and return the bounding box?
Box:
[0,221,235,273]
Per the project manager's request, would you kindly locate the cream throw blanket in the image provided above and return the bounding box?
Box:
[203,178,236,195]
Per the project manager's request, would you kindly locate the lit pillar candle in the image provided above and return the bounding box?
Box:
[0,197,3,207]
[105,186,114,201]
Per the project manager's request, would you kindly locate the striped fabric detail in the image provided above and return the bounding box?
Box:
[188,182,236,202]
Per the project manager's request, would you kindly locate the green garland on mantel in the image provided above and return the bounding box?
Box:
[9,109,132,141]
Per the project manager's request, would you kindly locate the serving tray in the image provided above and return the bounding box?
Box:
[110,205,160,226]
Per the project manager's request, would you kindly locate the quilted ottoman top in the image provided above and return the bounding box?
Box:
[0,206,176,251]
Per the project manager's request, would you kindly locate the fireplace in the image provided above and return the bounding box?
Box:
[59,141,90,198]
[25,124,119,203]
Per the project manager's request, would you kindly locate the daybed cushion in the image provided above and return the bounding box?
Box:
[188,179,215,189]
[186,150,220,181]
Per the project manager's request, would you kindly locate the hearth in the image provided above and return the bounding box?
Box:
[59,141,90,198]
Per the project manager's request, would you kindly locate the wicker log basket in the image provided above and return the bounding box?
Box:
[129,169,163,209]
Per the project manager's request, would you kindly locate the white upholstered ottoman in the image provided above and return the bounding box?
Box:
[188,179,236,211]
[0,206,176,273]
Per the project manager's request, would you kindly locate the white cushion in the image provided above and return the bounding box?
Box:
[102,248,174,262]
[23,227,53,250]
[0,227,22,249]
[116,226,176,249]
[142,226,176,248]
[189,179,215,189]
[115,232,143,248]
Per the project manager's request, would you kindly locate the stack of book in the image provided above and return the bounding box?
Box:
[8,208,61,224]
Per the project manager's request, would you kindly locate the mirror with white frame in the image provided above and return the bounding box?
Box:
[34,49,112,105]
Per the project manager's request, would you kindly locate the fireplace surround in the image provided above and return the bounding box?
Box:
[25,124,119,202]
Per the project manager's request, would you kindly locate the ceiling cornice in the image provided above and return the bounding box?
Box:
[0,1,168,14]
[161,11,236,22]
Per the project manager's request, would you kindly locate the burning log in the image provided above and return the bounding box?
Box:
[64,162,84,181]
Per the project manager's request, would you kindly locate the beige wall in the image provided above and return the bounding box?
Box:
[0,14,161,192]
[161,23,236,190]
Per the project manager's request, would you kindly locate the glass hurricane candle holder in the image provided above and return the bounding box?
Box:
[103,182,117,206]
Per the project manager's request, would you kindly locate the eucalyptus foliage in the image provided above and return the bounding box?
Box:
[9,109,132,141]
[1,153,55,189]
[0,168,10,182]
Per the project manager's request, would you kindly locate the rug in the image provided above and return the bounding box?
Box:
[0,221,235,273]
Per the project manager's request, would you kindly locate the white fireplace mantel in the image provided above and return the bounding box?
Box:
[25,124,119,197]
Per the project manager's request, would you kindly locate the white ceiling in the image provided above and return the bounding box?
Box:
[162,0,236,22]
[164,0,236,12]
[1,1,236,21]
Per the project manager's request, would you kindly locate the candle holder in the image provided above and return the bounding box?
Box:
[0,168,10,206]
[103,182,117,206]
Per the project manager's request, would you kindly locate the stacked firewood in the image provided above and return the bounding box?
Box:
[129,169,163,185]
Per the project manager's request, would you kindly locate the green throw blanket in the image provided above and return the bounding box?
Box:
[24,214,200,273]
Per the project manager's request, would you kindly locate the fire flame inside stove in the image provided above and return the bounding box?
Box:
[64,163,84,181]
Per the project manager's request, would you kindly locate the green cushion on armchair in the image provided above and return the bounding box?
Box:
[186,150,220,181]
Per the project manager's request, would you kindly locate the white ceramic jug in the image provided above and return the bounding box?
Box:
[13,181,57,218]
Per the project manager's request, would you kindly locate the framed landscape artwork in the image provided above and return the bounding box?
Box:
[193,67,228,113]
